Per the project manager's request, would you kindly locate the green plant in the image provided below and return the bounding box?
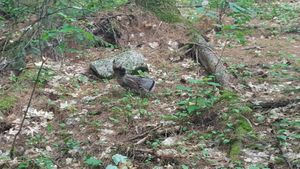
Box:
[105,154,128,169]
[112,93,151,123]
[0,0,30,21]
[172,76,220,120]
[11,68,55,87]
[26,134,46,147]
[2,0,127,72]
[0,95,17,112]
[90,120,102,128]
[46,124,54,133]
[194,0,255,44]
[257,2,300,24]
[84,156,102,168]
[228,64,252,78]
[17,161,30,169]
[147,139,161,149]
[65,139,80,150]
[17,156,55,169]
[35,156,55,169]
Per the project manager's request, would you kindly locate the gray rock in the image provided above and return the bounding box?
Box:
[90,50,147,78]
[161,137,178,146]
[0,111,4,121]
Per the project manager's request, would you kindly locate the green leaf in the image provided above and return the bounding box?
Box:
[83,31,95,41]
[60,24,78,33]
[229,2,247,13]
[35,156,55,169]
[188,79,203,84]
[277,135,287,141]
[84,156,102,167]
[187,105,200,113]
[223,139,231,144]
[17,162,29,169]
[112,154,128,165]
[291,134,300,139]
[176,85,192,91]
[177,100,188,106]
[181,164,189,169]
[223,25,237,30]
[72,6,82,10]
[291,121,300,127]
[105,164,118,169]
[207,82,221,87]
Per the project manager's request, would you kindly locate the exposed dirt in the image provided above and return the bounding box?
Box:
[0,3,299,169]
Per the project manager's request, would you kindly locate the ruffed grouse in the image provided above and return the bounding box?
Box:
[112,60,155,94]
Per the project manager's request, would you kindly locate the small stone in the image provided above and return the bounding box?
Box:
[149,42,159,49]
[66,158,73,165]
[156,149,178,157]
[160,120,176,126]
[101,129,115,135]
[165,164,174,169]
[162,137,178,146]
[46,146,52,152]
[0,111,5,121]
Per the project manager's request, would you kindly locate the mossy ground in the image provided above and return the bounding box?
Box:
[0,95,17,113]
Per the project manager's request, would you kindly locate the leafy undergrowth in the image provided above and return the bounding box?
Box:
[1,1,300,169]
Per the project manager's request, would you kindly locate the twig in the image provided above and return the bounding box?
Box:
[242,46,264,50]
[214,39,228,72]
[152,21,163,38]
[270,125,293,169]
[176,5,203,8]
[127,125,161,141]
[134,135,149,145]
[9,57,46,159]
[108,19,119,45]
[10,0,49,158]
[219,40,228,58]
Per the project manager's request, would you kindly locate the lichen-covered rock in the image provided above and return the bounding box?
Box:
[90,50,147,78]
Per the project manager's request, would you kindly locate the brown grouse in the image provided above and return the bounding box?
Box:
[112,61,155,94]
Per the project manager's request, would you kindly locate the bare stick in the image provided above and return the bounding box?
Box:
[215,39,228,72]
[127,125,161,141]
[152,21,163,38]
[10,0,49,157]
[9,57,46,159]
[270,125,293,169]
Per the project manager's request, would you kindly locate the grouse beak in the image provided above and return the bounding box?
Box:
[112,59,118,70]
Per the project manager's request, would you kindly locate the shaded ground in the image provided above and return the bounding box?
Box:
[0,2,299,169]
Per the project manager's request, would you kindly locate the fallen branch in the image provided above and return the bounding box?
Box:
[251,98,300,109]
[127,125,161,142]
[134,135,150,145]
[270,126,293,169]
[186,34,237,88]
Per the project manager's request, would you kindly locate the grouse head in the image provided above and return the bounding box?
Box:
[112,60,126,77]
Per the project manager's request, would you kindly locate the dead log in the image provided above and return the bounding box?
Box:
[250,98,300,109]
[187,34,237,88]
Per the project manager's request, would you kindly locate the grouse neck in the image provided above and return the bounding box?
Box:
[114,68,126,77]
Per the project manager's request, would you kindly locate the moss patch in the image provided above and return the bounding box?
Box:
[0,95,17,112]
[229,115,253,162]
[236,115,253,137]
[135,0,183,23]
[229,140,242,162]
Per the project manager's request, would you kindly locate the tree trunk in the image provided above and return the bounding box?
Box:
[188,34,237,88]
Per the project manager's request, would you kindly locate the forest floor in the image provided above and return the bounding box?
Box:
[0,1,299,169]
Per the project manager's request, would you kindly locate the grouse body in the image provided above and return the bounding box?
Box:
[113,61,155,94]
